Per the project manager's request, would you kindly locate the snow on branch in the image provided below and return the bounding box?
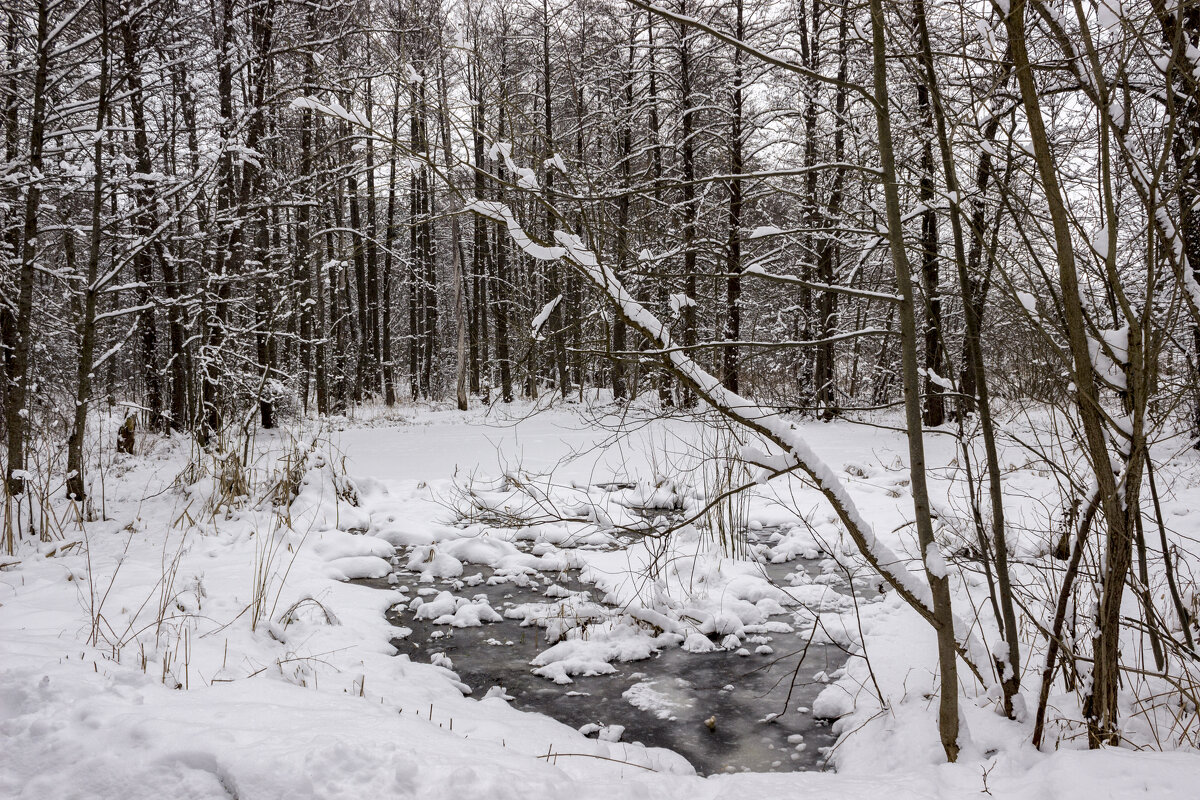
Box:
[464,200,564,261]
[486,142,539,191]
[531,294,562,339]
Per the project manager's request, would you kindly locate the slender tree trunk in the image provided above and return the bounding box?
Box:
[913,0,1020,717]
[383,48,402,407]
[1004,0,1139,747]
[612,21,638,401]
[325,211,343,411]
[6,0,51,493]
[870,0,960,760]
[1,12,21,424]
[493,59,513,404]
[156,62,189,432]
[677,5,697,408]
[646,17,673,407]
[435,59,468,410]
[173,61,204,426]
[539,0,569,398]
[296,5,320,413]
[723,0,744,394]
[200,0,240,445]
[912,11,945,429]
[1154,1,1200,444]
[245,0,277,429]
[798,0,820,411]
[408,81,422,400]
[119,13,163,431]
[956,60,1010,413]
[67,0,110,500]
[814,13,850,421]
[412,72,437,398]
[365,77,383,399]
[470,32,488,396]
[347,160,369,402]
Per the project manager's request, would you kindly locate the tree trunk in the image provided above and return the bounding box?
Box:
[1004,0,1139,746]
[914,29,945,428]
[723,0,744,394]
[6,0,51,494]
[542,0,570,399]
[870,0,960,760]
[677,6,698,409]
[913,0,1020,717]
[646,17,673,407]
[119,13,163,431]
[67,14,109,499]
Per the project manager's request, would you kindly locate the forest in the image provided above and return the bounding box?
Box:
[2,0,1200,793]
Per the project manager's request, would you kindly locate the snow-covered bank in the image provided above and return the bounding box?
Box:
[2,403,1198,798]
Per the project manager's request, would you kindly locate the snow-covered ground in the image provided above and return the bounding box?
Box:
[2,400,1198,798]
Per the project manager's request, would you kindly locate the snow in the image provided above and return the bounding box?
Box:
[486,142,540,190]
[466,200,564,261]
[623,678,696,720]
[532,294,563,338]
[922,368,955,392]
[325,554,392,580]
[414,591,504,628]
[682,632,718,653]
[1,404,1198,798]
[669,293,697,316]
[407,545,465,580]
[1086,325,1129,389]
[924,541,948,579]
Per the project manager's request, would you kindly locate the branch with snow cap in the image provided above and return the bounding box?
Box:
[487,142,539,191]
[531,295,562,340]
[464,200,564,261]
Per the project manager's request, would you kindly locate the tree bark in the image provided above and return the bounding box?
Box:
[6,0,52,493]
[67,10,109,499]
[870,0,960,760]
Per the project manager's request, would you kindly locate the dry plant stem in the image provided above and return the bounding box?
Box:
[778,618,821,717]
[844,568,886,705]
[700,424,750,559]
[957,429,1003,648]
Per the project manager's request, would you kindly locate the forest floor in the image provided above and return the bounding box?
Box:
[1,398,1199,798]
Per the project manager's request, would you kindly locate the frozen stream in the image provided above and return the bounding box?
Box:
[357,534,855,776]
